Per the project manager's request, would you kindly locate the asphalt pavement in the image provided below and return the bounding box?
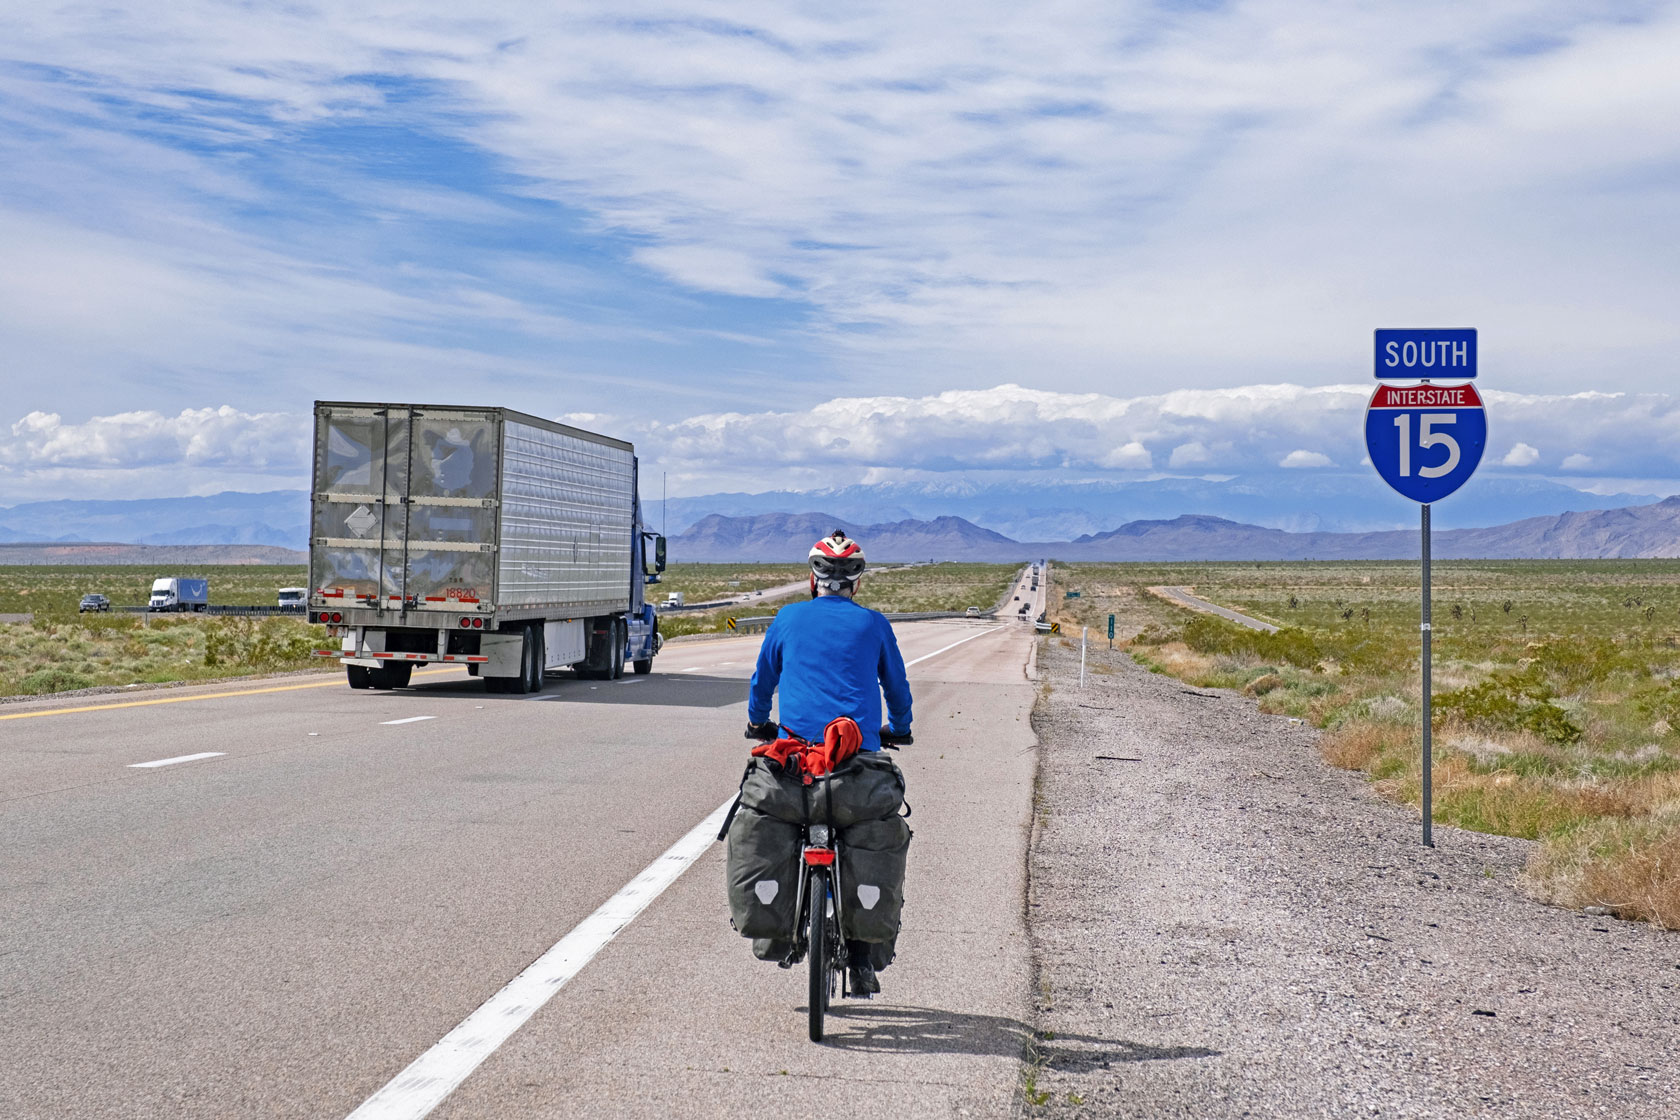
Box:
[1,573,1048,1119]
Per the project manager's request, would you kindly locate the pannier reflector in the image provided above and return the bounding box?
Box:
[856,885,881,910]
[753,881,779,904]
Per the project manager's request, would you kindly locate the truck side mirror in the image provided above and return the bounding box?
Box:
[655,535,667,572]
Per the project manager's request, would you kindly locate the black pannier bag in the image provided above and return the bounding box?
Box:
[737,751,906,826]
[838,814,911,944]
[725,807,801,940]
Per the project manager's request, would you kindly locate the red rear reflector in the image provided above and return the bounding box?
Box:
[802,848,836,866]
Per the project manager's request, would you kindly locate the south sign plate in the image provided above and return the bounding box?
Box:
[1364,382,1486,503]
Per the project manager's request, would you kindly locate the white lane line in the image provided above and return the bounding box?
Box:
[680,666,702,673]
[616,679,647,686]
[525,694,563,701]
[345,796,735,1120]
[380,716,437,726]
[904,624,1006,667]
[128,752,225,769]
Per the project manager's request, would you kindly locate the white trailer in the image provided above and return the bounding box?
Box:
[308,402,665,693]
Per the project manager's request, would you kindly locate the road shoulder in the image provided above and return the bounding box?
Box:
[1021,637,1677,1118]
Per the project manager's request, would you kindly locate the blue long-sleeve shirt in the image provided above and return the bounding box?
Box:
[747,595,912,749]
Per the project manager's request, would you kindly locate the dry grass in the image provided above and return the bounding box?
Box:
[0,614,322,697]
[1053,558,1680,931]
[1525,807,1680,929]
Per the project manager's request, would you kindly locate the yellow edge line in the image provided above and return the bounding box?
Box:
[0,667,461,721]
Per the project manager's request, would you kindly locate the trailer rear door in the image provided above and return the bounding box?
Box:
[312,405,500,614]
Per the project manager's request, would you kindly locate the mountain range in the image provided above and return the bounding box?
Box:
[652,475,1654,540]
[670,498,1680,562]
[2,486,1677,564]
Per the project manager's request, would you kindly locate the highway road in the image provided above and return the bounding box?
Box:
[1,571,1048,1118]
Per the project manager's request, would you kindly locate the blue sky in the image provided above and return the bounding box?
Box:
[2,2,1678,506]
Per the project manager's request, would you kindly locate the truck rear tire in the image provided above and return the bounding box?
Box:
[519,625,544,694]
[610,620,626,679]
[372,662,412,689]
[347,665,373,690]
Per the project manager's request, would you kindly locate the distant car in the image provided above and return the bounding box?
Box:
[78,593,110,613]
[277,588,307,610]
[965,606,982,617]
[1013,595,1020,601]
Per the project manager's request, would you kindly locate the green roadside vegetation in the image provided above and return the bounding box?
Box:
[1044,560,1680,930]
[658,562,1021,639]
[1,560,1025,696]
[0,564,323,697]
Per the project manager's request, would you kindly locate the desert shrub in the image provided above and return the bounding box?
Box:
[1128,622,1177,646]
[202,618,316,670]
[1244,673,1284,696]
[1182,616,1320,669]
[1636,681,1680,730]
[19,667,96,694]
[1528,637,1643,689]
[1433,667,1583,746]
[1525,809,1680,928]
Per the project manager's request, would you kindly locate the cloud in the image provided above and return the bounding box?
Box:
[10,380,1680,503]
[4,407,306,469]
[1168,441,1210,468]
[617,382,1680,494]
[0,406,310,502]
[1279,450,1334,469]
[2,1,1680,429]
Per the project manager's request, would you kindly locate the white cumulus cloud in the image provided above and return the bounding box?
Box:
[1561,453,1594,470]
[1279,450,1335,469]
[1503,442,1540,466]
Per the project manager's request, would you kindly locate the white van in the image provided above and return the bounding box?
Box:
[277,588,307,610]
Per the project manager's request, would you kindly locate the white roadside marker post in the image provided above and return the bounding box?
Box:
[1080,626,1088,688]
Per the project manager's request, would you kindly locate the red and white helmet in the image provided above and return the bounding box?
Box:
[809,529,865,593]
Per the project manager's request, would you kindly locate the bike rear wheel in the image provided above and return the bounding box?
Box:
[807,867,828,1042]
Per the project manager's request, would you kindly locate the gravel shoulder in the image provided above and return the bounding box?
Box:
[1022,638,1679,1119]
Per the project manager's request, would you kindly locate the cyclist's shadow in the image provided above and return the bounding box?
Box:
[816,1004,1218,1067]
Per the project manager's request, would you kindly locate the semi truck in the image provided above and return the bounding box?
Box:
[307,402,666,693]
[148,577,209,612]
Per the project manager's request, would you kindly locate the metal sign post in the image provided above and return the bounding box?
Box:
[1366,328,1484,849]
[1421,503,1432,847]
[1107,613,1115,649]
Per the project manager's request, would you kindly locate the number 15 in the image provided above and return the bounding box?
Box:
[1393,413,1460,478]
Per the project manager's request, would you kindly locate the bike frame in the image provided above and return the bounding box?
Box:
[793,821,849,999]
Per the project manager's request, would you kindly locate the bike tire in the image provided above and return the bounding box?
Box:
[807,867,828,1043]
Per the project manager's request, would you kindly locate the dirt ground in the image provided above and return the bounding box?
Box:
[1021,636,1680,1119]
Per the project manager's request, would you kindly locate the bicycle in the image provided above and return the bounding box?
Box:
[747,724,912,1042]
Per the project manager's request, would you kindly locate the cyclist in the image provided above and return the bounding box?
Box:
[746,529,912,995]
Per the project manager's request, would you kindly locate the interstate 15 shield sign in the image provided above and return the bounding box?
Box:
[1364,382,1486,503]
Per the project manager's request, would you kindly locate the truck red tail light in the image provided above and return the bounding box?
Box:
[330,612,342,624]
[460,617,471,628]
[472,618,483,628]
